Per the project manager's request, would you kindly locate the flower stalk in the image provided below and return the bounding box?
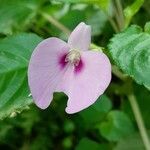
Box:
[128,94,150,150]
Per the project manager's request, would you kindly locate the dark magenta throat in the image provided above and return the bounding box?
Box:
[59,53,84,74]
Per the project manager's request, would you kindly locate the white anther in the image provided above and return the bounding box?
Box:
[65,50,81,66]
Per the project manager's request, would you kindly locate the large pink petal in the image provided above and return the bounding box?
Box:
[57,51,111,114]
[68,22,91,51]
[28,38,69,109]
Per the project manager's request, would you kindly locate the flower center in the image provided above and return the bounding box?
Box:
[65,50,81,66]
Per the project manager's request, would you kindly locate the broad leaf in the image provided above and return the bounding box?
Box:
[0,0,43,35]
[108,25,150,90]
[0,33,42,119]
[98,111,135,141]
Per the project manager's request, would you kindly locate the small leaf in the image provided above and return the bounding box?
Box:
[86,9,108,36]
[98,111,135,141]
[79,95,112,125]
[144,22,150,34]
[75,138,109,150]
[108,24,150,90]
[0,33,42,119]
[124,0,144,27]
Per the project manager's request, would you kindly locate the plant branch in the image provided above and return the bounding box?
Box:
[107,16,120,33]
[128,94,150,150]
[115,0,124,29]
[111,65,127,81]
[40,12,71,36]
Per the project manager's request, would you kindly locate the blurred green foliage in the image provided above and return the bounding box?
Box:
[0,0,150,150]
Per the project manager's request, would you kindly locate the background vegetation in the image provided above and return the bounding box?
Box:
[0,0,150,149]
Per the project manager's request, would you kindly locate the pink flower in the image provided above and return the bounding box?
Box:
[28,22,111,114]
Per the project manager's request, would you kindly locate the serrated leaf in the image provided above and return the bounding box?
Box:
[98,111,135,141]
[108,25,150,90]
[0,33,42,119]
[0,0,43,35]
[124,0,144,27]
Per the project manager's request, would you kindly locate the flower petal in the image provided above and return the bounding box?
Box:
[68,22,91,51]
[57,51,111,114]
[28,37,69,109]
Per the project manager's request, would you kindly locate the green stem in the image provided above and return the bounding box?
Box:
[40,12,71,36]
[107,16,119,33]
[111,65,127,81]
[115,0,124,29]
[114,8,122,31]
[128,94,150,150]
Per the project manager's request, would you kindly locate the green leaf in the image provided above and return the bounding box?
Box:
[75,138,110,150]
[124,0,144,27]
[144,22,150,34]
[108,25,150,90]
[60,9,86,30]
[0,33,42,119]
[55,0,110,11]
[0,0,43,35]
[79,95,112,125]
[98,111,135,141]
[48,9,86,39]
[86,9,108,36]
[114,132,150,150]
[49,5,108,38]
